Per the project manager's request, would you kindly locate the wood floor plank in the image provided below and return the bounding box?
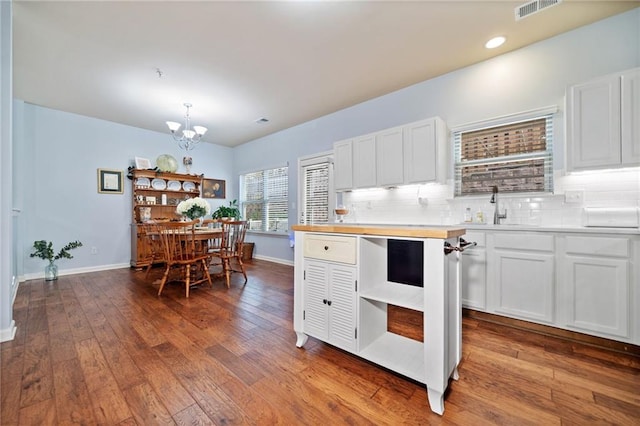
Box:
[51,358,97,425]
[121,382,175,425]
[3,262,639,425]
[75,338,133,424]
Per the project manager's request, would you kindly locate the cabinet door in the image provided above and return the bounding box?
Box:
[376,126,404,187]
[353,134,377,188]
[621,69,640,166]
[303,260,329,340]
[461,249,486,310]
[403,118,438,184]
[567,75,622,170]
[327,265,358,352]
[334,139,353,191]
[563,256,629,338]
[489,250,555,324]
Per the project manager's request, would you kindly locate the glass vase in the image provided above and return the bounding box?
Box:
[45,262,58,281]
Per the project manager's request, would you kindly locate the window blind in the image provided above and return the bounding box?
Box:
[302,162,330,224]
[454,114,554,196]
[241,166,289,232]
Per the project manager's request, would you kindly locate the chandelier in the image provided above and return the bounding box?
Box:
[166,103,207,151]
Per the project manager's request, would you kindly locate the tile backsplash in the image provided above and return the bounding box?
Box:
[341,167,640,227]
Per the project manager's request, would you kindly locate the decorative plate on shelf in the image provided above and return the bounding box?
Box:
[167,180,181,191]
[182,181,196,192]
[151,178,167,190]
[135,177,150,188]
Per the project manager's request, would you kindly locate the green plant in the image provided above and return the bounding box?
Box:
[212,199,241,220]
[30,240,83,263]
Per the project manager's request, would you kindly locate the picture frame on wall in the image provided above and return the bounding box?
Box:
[202,178,226,199]
[98,169,124,194]
[135,157,152,169]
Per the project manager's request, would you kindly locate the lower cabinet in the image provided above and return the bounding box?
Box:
[303,259,357,352]
[487,233,555,324]
[470,229,639,345]
[560,235,631,339]
[461,231,486,310]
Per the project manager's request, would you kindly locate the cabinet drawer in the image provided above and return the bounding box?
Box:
[493,233,554,251]
[565,236,629,257]
[304,234,357,264]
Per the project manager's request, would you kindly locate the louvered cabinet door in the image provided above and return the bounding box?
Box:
[303,259,357,353]
[327,265,357,352]
[303,260,330,341]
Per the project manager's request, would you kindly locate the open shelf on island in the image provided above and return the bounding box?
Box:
[359,282,424,312]
[358,332,425,383]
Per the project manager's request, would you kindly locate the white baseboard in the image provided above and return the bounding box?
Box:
[21,263,131,282]
[0,320,16,343]
[253,254,294,266]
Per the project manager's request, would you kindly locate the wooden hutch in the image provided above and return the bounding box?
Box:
[129,168,203,267]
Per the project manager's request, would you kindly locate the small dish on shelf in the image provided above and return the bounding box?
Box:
[151,178,166,190]
[167,180,181,191]
[135,177,150,188]
[182,181,196,192]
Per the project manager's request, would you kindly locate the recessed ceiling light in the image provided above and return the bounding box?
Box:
[485,36,506,49]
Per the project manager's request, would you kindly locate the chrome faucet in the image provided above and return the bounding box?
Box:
[490,186,507,225]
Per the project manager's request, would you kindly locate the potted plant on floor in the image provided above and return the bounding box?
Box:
[30,240,83,281]
[212,199,241,221]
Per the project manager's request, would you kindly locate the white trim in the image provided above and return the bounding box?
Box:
[253,254,294,266]
[299,150,333,167]
[22,263,130,281]
[238,161,289,176]
[450,105,558,133]
[0,320,16,343]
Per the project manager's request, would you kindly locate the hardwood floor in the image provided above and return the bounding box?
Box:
[2,260,639,425]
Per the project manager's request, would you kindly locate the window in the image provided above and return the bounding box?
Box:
[454,111,554,196]
[240,166,288,233]
[300,156,332,224]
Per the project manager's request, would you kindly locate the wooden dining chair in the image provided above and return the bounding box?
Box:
[153,220,213,297]
[136,222,165,279]
[210,220,248,288]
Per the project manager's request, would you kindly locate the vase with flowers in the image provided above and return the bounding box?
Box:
[176,196,211,223]
[30,240,83,281]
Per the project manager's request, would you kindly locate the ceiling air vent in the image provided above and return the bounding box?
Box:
[515,0,562,21]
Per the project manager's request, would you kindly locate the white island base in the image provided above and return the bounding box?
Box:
[292,224,465,415]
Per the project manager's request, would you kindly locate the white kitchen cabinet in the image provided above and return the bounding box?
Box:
[303,259,358,352]
[332,116,449,191]
[621,68,640,165]
[567,67,640,171]
[353,134,377,189]
[403,117,448,184]
[487,233,555,324]
[334,139,353,191]
[461,231,486,310]
[560,235,631,339]
[376,126,404,187]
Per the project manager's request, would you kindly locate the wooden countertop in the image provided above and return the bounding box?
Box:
[291,224,466,239]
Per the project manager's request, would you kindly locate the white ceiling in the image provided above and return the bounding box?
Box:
[13,1,639,147]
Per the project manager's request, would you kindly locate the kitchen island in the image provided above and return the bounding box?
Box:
[291,224,466,415]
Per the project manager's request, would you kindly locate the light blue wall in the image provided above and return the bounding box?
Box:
[12,8,640,273]
[233,8,640,263]
[15,103,234,276]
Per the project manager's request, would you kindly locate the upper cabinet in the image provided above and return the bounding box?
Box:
[567,67,640,171]
[334,117,449,191]
[334,140,354,191]
[403,117,448,184]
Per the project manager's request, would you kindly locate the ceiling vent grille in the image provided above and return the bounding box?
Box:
[515,0,562,21]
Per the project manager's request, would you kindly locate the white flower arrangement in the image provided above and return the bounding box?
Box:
[176,197,211,220]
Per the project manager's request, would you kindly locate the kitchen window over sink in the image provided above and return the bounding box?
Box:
[240,165,288,233]
[453,106,556,196]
